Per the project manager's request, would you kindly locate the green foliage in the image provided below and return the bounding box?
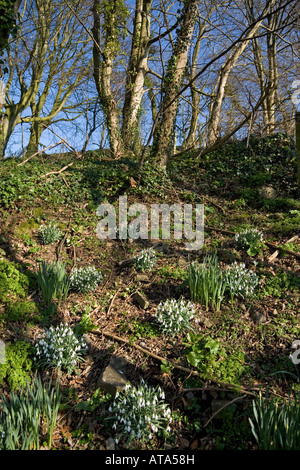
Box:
[135,162,173,199]
[211,403,252,450]
[154,298,195,336]
[0,340,33,390]
[259,269,300,298]
[69,266,103,294]
[37,260,70,308]
[269,211,300,235]
[0,155,129,209]
[156,265,187,281]
[187,254,226,310]
[184,332,247,385]
[128,319,161,343]
[38,221,62,245]
[0,374,61,450]
[0,259,29,303]
[0,0,19,54]
[5,300,40,323]
[170,133,297,201]
[249,391,300,450]
[73,313,98,336]
[76,389,112,412]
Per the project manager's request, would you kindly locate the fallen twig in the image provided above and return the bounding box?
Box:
[268,235,298,262]
[16,141,63,166]
[203,395,247,428]
[56,219,72,262]
[205,225,300,260]
[90,329,257,397]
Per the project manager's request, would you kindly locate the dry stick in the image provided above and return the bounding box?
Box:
[91,329,257,397]
[203,395,247,428]
[16,141,64,166]
[107,288,122,317]
[56,219,72,262]
[205,225,300,260]
[268,235,298,262]
[38,125,83,178]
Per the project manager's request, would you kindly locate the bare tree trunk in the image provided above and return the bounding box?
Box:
[122,0,152,153]
[92,0,124,158]
[247,0,279,135]
[151,0,198,169]
[206,0,277,147]
[185,19,206,150]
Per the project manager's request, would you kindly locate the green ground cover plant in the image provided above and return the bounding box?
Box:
[0,259,29,303]
[0,133,299,450]
[0,340,33,390]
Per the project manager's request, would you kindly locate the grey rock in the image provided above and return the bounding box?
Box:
[97,355,130,394]
[133,291,149,309]
[251,311,267,324]
[105,438,116,450]
[211,399,233,419]
[259,185,278,199]
[135,274,149,283]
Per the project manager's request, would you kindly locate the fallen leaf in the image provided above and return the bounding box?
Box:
[190,439,198,450]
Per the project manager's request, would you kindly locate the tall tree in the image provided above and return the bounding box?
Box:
[150,0,199,169]
[0,0,92,157]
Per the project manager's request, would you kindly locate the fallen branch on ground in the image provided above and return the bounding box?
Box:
[17,141,64,166]
[90,329,257,397]
[205,225,300,260]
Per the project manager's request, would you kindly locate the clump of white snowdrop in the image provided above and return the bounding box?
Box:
[155,298,196,336]
[38,222,62,245]
[34,323,88,374]
[107,379,172,446]
[133,247,158,271]
[69,266,103,293]
[224,262,260,299]
[235,228,264,255]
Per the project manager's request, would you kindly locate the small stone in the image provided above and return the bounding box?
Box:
[133,291,149,309]
[135,274,149,282]
[179,437,190,449]
[105,438,115,450]
[251,311,267,324]
[199,317,213,328]
[186,392,194,402]
[211,399,233,419]
[259,185,278,199]
[97,355,130,394]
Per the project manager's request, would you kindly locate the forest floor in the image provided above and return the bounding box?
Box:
[0,133,299,451]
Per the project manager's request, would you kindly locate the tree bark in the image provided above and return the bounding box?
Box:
[122,0,152,153]
[184,19,205,150]
[92,0,126,158]
[150,0,198,169]
[206,0,277,147]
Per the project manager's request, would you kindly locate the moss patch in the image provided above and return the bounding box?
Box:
[0,259,29,303]
[0,340,33,390]
[5,300,40,323]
